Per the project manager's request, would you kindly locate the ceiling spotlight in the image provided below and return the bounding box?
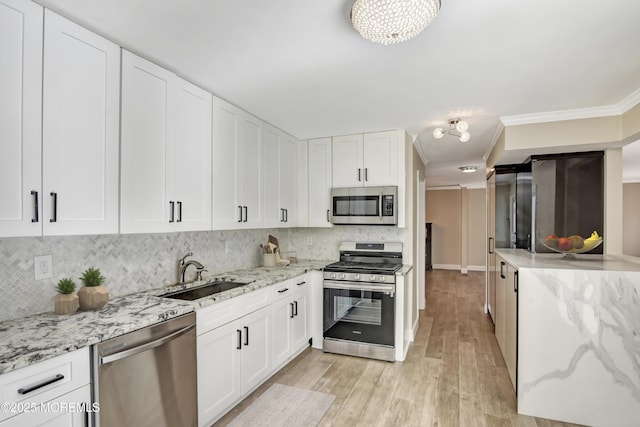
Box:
[458,166,477,173]
[432,118,471,142]
[351,0,441,45]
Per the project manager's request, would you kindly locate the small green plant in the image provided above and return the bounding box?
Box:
[79,267,105,287]
[56,278,76,294]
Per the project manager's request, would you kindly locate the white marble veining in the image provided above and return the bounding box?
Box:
[502,249,640,427]
[496,248,640,272]
[0,260,327,375]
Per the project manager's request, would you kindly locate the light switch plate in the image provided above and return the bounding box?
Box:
[306,237,313,246]
[34,255,53,280]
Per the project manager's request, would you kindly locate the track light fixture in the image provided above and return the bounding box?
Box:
[433,119,471,142]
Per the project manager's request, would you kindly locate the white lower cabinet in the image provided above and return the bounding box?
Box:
[196,274,312,426]
[495,254,518,391]
[271,277,310,370]
[197,306,270,427]
[0,347,90,426]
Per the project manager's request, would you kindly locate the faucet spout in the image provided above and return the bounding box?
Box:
[177,253,205,284]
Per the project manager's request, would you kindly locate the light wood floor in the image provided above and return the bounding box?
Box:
[215,270,584,427]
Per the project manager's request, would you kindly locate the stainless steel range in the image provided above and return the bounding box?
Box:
[323,242,402,362]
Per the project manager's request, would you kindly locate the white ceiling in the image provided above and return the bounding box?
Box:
[35,0,640,187]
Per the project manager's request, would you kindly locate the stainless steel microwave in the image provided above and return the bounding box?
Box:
[330,186,398,225]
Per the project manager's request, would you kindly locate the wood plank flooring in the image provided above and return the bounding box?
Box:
[215,270,584,427]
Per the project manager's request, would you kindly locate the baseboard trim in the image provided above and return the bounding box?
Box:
[432,264,461,270]
[467,265,486,272]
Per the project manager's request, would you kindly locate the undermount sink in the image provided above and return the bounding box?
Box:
[160,281,248,301]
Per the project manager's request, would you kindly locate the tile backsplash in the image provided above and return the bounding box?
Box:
[0,226,408,322]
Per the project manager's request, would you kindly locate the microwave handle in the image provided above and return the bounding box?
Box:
[379,191,383,219]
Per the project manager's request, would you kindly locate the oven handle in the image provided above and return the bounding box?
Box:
[323,280,394,294]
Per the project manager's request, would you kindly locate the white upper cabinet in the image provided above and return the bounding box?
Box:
[332,131,400,188]
[42,11,120,235]
[212,97,263,229]
[263,124,297,228]
[121,50,212,233]
[308,138,333,227]
[332,134,364,187]
[173,79,212,231]
[121,51,175,234]
[0,0,42,237]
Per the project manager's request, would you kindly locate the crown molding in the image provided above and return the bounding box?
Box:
[483,121,505,161]
[500,87,640,127]
[412,135,430,166]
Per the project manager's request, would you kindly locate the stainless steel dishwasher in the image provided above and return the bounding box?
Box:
[92,312,197,427]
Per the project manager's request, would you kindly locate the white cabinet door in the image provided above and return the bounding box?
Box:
[262,125,281,227]
[174,78,212,231]
[197,321,241,427]
[279,133,298,226]
[0,385,90,427]
[212,98,263,229]
[297,140,309,227]
[308,138,333,227]
[120,51,175,234]
[362,131,399,187]
[495,256,506,355]
[239,114,263,227]
[42,11,120,236]
[332,134,363,187]
[212,97,242,229]
[504,265,518,391]
[239,306,271,394]
[291,286,309,352]
[271,296,294,369]
[0,0,42,237]
[262,125,297,228]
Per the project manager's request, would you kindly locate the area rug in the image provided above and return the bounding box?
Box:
[227,383,335,427]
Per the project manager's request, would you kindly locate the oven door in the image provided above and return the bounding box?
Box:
[323,281,395,346]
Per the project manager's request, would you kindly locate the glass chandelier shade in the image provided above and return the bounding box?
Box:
[351,0,441,45]
[433,118,471,142]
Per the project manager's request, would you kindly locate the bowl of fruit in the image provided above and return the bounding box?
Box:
[540,231,603,258]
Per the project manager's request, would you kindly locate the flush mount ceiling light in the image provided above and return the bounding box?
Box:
[433,118,471,142]
[458,166,478,173]
[351,0,441,45]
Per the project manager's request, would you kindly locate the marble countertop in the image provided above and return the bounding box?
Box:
[397,264,413,276]
[0,260,329,375]
[495,248,640,272]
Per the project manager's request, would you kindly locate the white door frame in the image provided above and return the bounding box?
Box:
[416,170,426,310]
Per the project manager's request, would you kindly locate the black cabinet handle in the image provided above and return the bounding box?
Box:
[365,168,368,181]
[357,168,361,181]
[243,206,247,222]
[326,209,330,222]
[488,237,494,254]
[284,209,288,222]
[297,281,306,286]
[31,191,38,223]
[49,192,57,223]
[18,374,64,395]
[169,201,175,223]
[514,271,518,292]
[177,201,182,222]
[500,261,505,279]
[238,205,242,222]
[236,329,242,350]
[278,288,289,293]
[294,300,298,316]
[280,208,285,222]
[244,326,249,346]
[290,302,294,318]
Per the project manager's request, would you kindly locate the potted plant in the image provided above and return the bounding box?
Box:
[77,267,109,310]
[54,278,79,315]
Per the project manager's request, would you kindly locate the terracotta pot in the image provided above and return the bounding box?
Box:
[54,293,79,315]
[78,285,109,310]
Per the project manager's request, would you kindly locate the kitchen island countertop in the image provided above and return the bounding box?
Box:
[0,260,329,375]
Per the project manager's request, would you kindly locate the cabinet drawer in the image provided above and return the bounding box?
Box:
[0,348,90,423]
[197,287,271,335]
[271,278,295,302]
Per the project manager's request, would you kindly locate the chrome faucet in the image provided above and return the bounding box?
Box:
[177,252,205,284]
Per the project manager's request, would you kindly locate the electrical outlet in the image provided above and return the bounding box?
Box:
[306,237,313,246]
[34,255,53,280]
[225,241,231,254]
